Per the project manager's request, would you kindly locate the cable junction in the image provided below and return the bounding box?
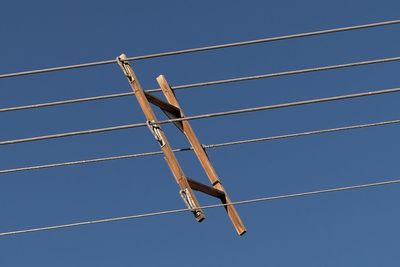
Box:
[1,118,398,174]
[1,55,400,113]
[0,178,398,237]
[1,86,400,146]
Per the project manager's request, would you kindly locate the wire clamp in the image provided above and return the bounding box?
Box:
[116,54,135,82]
[179,188,202,218]
[146,120,165,147]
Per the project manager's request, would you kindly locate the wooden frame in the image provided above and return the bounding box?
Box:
[157,75,246,236]
[117,54,246,235]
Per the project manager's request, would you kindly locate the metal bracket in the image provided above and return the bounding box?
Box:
[116,54,135,82]
[179,188,202,218]
[146,120,165,147]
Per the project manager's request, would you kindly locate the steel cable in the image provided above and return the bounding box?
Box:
[1,56,400,113]
[1,86,400,146]
[1,118,399,174]
[1,20,399,79]
[0,178,398,237]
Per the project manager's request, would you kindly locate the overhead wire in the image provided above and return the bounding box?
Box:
[1,55,400,113]
[0,122,147,146]
[0,20,399,238]
[0,20,399,79]
[1,118,399,174]
[0,19,399,241]
[1,85,400,146]
[0,178,399,237]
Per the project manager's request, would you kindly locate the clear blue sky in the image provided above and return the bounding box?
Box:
[1,0,399,266]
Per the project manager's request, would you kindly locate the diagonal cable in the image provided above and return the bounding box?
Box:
[1,118,399,174]
[0,20,399,79]
[1,86,400,146]
[0,178,399,237]
[1,55,400,113]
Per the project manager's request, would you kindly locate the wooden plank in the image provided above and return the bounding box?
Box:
[144,92,184,132]
[145,92,181,117]
[157,75,247,235]
[187,178,225,199]
[117,54,205,222]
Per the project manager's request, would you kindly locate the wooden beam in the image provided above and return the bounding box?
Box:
[157,75,247,236]
[145,92,181,117]
[145,92,184,132]
[187,178,225,199]
[116,54,205,222]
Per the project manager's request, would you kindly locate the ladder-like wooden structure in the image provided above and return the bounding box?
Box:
[117,54,246,235]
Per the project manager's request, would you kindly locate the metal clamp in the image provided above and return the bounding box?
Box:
[116,54,135,82]
[179,188,202,218]
[146,120,165,147]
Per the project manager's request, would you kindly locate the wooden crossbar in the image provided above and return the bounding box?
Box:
[144,92,181,117]
[187,178,225,199]
[144,92,183,132]
[117,53,246,235]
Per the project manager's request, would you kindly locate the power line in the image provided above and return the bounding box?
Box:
[157,87,400,125]
[0,178,398,237]
[204,119,400,149]
[0,122,147,146]
[1,118,399,174]
[0,20,398,79]
[2,55,400,113]
[1,86,400,146]
[0,92,133,113]
[1,19,398,240]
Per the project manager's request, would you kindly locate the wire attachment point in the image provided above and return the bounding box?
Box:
[179,188,202,219]
[146,120,165,147]
[201,144,210,157]
[116,54,135,82]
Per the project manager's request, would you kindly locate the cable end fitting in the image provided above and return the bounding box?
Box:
[116,53,134,82]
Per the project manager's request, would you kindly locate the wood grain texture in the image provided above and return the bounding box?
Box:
[187,178,226,199]
[157,74,247,235]
[117,54,205,222]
